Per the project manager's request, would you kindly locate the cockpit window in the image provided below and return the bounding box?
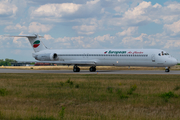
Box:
[161,51,164,55]
[159,51,169,56]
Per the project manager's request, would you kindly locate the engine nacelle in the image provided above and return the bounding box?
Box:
[33,53,59,61]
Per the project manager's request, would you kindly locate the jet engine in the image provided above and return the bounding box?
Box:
[34,53,59,61]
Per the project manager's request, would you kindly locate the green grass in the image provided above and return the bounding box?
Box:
[159,91,179,102]
[30,116,56,120]
[0,88,8,96]
[174,85,180,91]
[0,74,180,119]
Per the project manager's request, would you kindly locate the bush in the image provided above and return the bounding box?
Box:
[160,91,178,102]
[127,84,137,95]
[120,94,129,99]
[59,106,65,119]
[107,87,113,93]
[174,86,180,91]
[130,84,137,91]
[0,88,8,96]
[70,81,73,86]
[116,89,128,99]
[65,78,74,87]
[30,116,56,120]
[127,89,133,95]
[66,78,71,83]
[75,84,79,88]
[116,88,122,95]
[160,91,178,99]
[60,82,64,86]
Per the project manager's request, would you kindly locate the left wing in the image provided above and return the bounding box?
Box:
[36,60,96,66]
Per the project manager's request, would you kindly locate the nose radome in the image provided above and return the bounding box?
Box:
[172,58,178,65]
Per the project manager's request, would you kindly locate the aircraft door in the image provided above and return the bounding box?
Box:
[151,54,155,62]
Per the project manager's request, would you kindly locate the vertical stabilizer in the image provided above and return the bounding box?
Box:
[9,34,47,53]
[28,36,47,52]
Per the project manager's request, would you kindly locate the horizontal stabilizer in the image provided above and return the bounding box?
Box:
[4,34,43,38]
[5,34,46,52]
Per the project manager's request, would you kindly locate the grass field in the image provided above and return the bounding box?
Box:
[0,74,180,120]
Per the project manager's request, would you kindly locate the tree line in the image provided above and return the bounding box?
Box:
[0,59,17,66]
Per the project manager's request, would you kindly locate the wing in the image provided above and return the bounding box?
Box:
[36,60,96,66]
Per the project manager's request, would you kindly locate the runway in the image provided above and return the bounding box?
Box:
[0,68,180,74]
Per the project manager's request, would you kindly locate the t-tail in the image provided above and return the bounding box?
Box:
[8,34,47,52]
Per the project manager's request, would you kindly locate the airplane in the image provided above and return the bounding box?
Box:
[9,34,178,72]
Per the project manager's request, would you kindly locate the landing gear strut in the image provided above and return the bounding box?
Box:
[73,65,80,72]
[165,67,170,72]
[89,66,96,72]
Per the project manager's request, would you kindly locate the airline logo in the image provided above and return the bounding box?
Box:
[104,50,126,54]
[128,51,143,54]
[33,40,40,48]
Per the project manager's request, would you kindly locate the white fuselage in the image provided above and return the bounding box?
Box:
[33,49,178,67]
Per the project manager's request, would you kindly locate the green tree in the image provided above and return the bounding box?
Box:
[0,59,17,66]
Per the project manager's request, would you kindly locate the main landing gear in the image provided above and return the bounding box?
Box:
[73,65,80,72]
[89,66,96,72]
[73,66,96,72]
[165,67,170,72]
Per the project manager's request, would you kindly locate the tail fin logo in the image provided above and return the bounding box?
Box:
[33,40,40,48]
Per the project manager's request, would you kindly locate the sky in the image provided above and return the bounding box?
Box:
[0,0,180,61]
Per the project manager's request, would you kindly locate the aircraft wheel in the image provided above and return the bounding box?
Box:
[89,66,96,72]
[94,67,96,72]
[165,69,170,72]
[165,67,170,72]
[77,67,80,72]
[73,68,76,72]
[73,66,80,72]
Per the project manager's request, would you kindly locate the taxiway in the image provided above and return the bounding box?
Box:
[0,68,180,74]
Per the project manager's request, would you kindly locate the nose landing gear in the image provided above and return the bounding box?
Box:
[165,67,170,72]
[73,65,80,72]
[89,66,96,72]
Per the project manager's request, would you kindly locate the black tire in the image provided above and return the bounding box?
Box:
[89,67,96,72]
[73,67,80,72]
[73,68,77,72]
[94,67,96,72]
[165,69,170,72]
[77,67,80,72]
[89,67,93,72]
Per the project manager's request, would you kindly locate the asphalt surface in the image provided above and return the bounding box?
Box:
[0,68,180,74]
